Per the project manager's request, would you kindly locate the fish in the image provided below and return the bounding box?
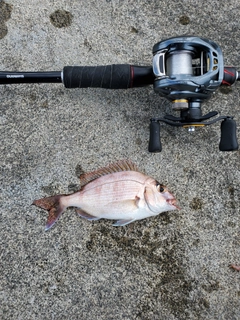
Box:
[33,160,178,230]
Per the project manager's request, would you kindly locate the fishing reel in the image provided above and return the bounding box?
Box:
[149,36,239,152]
[0,35,239,152]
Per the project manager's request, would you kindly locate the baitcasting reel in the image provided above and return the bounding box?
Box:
[149,36,239,152]
[0,36,239,152]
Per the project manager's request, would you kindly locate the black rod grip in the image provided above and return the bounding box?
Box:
[148,121,162,152]
[219,118,238,151]
[131,66,154,87]
[63,65,154,89]
[63,65,131,89]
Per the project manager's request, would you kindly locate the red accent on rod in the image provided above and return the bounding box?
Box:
[130,65,134,88]
[224,68,235,77]
[222,79,231,86]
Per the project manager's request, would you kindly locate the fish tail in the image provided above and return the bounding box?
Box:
[33,194,67,231]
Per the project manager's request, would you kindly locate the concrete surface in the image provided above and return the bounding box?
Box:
[0,1,240,319]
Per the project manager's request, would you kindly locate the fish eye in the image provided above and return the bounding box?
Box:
[156,183,165,193]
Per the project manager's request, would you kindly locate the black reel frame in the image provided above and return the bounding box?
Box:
[149,36,239,152]
[0,36,239,152]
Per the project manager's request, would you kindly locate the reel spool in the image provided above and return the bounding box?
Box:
[149,36,239,152]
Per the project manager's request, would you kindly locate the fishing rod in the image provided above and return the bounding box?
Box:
[0,36,239,152]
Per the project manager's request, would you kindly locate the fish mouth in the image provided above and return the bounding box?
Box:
[167,198,180,209]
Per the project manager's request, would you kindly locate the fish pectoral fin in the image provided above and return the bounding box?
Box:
[112,219,135,227]
[144,186,158,213]
[135,196,141,207]
[76,209,100,221]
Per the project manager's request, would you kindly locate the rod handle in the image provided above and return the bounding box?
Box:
[63,65,154,89]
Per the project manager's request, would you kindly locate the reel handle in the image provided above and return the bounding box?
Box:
[148,120,162,152]
[219,118,238,151]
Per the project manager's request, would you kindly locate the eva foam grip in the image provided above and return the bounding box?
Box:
[148,121,162,152]
[63,65,131,89]
[219,118,238,151]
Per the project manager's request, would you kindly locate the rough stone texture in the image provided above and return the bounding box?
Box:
[50,10,73,29]
[0,0,12,39]
[0,1,240,319]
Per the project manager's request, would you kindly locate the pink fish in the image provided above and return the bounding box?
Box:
[33,160,178,230]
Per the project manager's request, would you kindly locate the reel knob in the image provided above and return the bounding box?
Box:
[219,118,238,151]
[148,120,162,152]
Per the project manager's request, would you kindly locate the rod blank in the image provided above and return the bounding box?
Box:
[0,71,62,84]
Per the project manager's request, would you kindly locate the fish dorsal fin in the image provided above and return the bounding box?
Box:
[80,160,139,187]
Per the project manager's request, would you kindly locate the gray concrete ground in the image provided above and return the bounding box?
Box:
[1,1,240,319]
